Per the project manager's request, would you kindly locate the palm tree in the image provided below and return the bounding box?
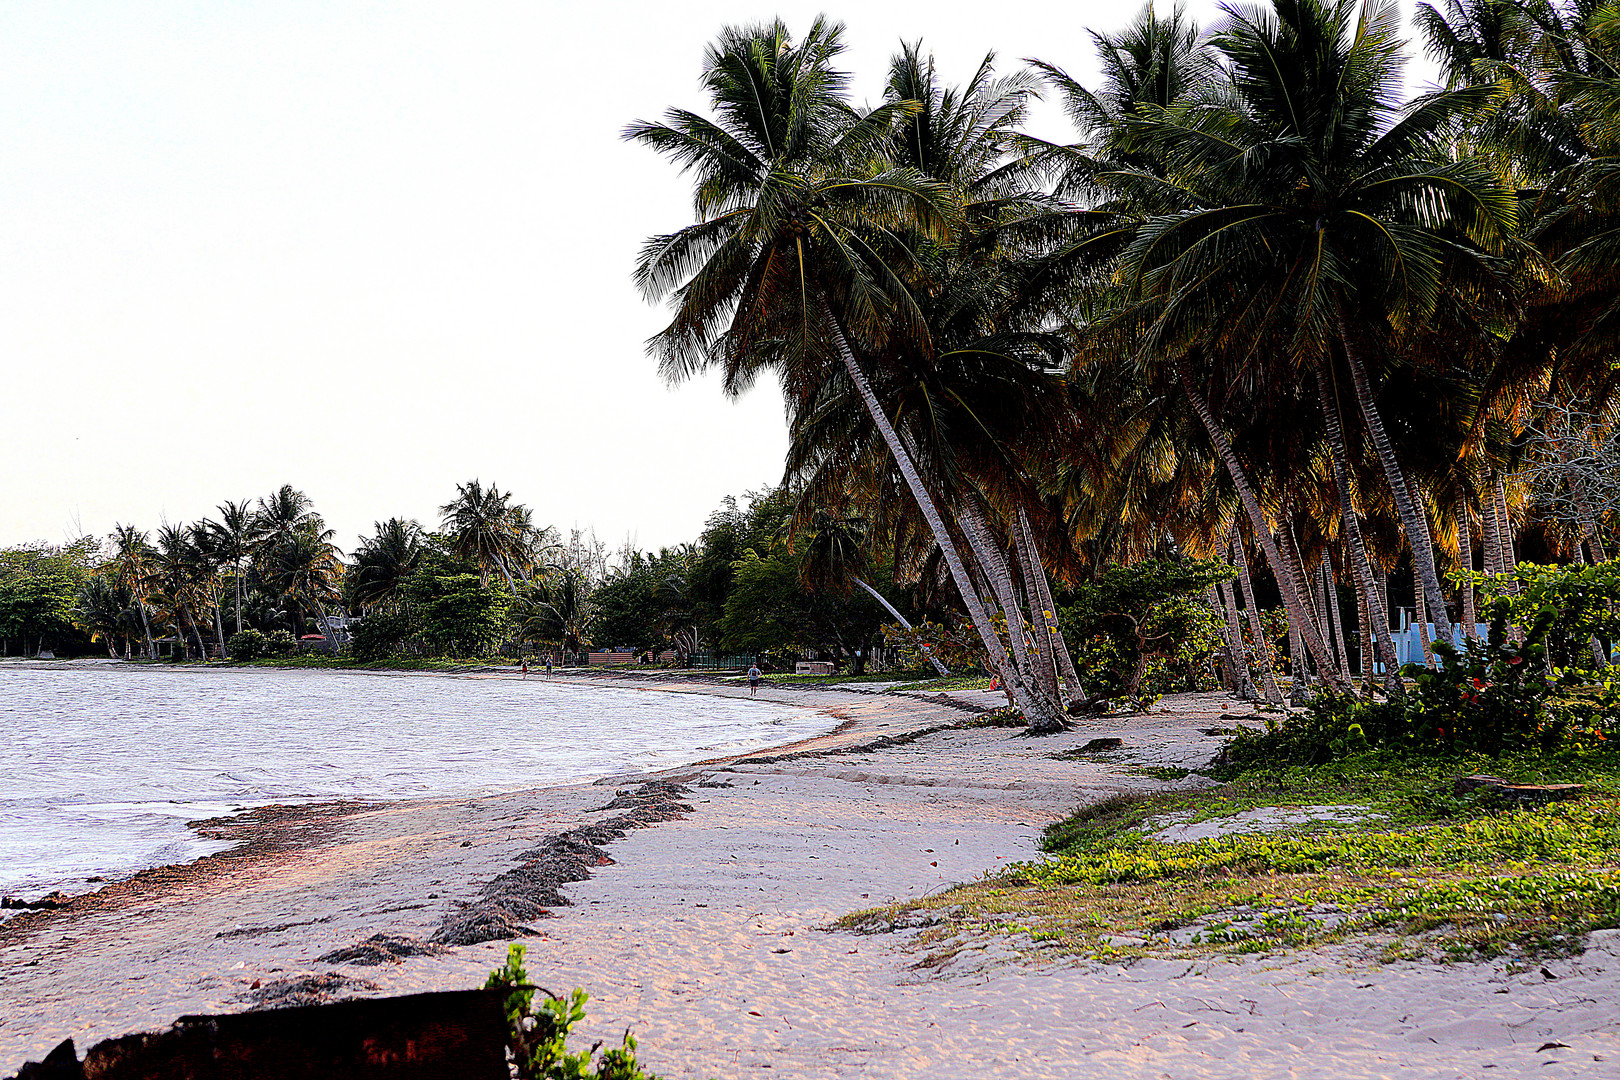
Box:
[109,525,157,660]
[516,567,591,660]
[206,499,254,635]
[629,21,1073,730]
[260,529,345,643]
[153,523,210,659]
[1115,0,1516,654]
[75,574,136,658]
[351,518,425,611]
[439,480,527,593]
[1034,4,1350,687]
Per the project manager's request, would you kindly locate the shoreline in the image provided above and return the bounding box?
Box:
[3,687,1617,1077]
[0,665,874,911]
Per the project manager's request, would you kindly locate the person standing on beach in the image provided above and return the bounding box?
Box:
[521,658,528,679]
[747,663,762,697]
[545,656,552,677]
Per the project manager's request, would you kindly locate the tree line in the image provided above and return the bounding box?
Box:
[625,0,1620,732]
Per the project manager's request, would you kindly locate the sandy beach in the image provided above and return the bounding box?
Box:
[2,674,1617,1078]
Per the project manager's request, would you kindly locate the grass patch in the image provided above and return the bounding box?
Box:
[890,674,996,692]
[721,670,931,686]
[855,746,1620,963]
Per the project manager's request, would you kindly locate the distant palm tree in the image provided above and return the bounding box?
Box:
[206,499,255,635]
[153,524,211,659]
[351,518,425,611]
[515,567,590,659]
[260,530,344,643]
[109,524,157,660]
[75,574,136,658]
[440,480,528,593]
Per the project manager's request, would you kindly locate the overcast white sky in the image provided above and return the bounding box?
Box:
[0,1,1442,557]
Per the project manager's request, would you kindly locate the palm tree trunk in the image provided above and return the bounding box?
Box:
[212,600,227,660]
[1215,578,1257,699]
[1315,366,1402,694]
[1178,365,1345,689]
[235,563,245,635]
[1492,472,1519,593]
[1359,586,1377,699]
[137,599,156,660]
[1479,474,1502,579]
[1457,493,1478,639]
[185,606,208,660]
[958,505,1041,695]
[1325,556,1354,679]
[1009,512,1062,702]
[1305,551,1332,677]
[307,594,339,652]
[1230,526,1283,703]
[825,311,1062,733]
[1339,316,1454,643]
[1016,509,1086,701]
[1414,559,1435,668]
[855,577,949,676]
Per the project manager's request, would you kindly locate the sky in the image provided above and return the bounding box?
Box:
[0,1,1444,558]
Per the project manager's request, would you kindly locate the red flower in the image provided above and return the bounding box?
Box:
[1508,656,1523,666]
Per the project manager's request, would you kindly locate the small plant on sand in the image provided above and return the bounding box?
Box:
[485,944,660,1079]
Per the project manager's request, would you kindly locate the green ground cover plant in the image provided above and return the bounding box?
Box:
[843,745,1620,964]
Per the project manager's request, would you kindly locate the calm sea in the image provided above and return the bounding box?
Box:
[0,666,828,900]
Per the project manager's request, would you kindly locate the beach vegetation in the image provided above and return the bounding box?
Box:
[485,944,661,1080]
[225,628,268,662]
[848,740,1620,963]
[0,540,93,657]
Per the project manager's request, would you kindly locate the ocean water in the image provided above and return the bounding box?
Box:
[0,666,830,900]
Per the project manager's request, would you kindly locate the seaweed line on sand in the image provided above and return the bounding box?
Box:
[430,780,694,947]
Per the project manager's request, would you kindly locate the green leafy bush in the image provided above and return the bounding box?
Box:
[1217,596,1620,770]
[485,944,659,1079]
[348,610,415,662]
[263,629,298,657]
[226,628,267,661]
[1060,559,1230,709]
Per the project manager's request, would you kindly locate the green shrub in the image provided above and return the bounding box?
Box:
[349,610,415,662]
[1216,597,1620,771]
[263,629,298,657]
[485,944,659,1079]
[226,628,267,661]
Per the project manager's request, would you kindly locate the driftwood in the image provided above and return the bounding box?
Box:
[11,988,509,1080]
[1453,774,1586,806]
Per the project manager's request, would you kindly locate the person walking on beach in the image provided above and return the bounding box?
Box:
[747,663,762,697]
[521,658,528,680]
[545,656,553,677]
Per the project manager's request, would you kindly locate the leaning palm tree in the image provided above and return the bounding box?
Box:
[1116,0,1517,652]
[628,20,1069,731]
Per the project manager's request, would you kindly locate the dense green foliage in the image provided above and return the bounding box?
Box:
[1059,560,1231,708]
[225,629,268,661]
[1219,563,1620,769]
[0,539,98,655]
